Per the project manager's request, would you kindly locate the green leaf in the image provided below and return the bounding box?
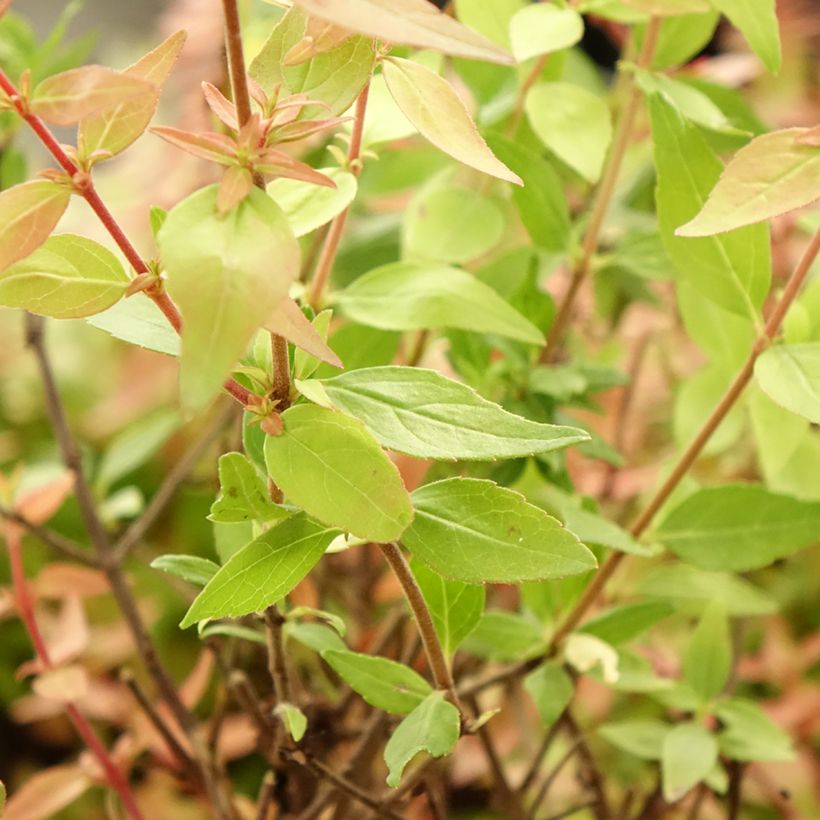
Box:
[403,478,596,583]
[649,12,720,69]
[268,167,357,237]
[683,602,730,702]
[150,554,219,586]
[384,692,461,788]
[523,663,573,725]
[264,404,414,542]
[86,293,179,356]
[157,184,299,409]
[209,452,290,524]
[0,234,128,318]
[455,0,526,48]
[322,649,432,714]
[461,610,546,661]
[622,0,710,13]
[598,720,670,760]
[649,94,770,320]
[509,4,584,62]
[382,57,521,185]
[403,186,505,263]
[525,82,612,183]
[678,130,820,236]
[755,342,820,424]
[410,559,484,659]
[180,514,339,627]
[0,180,70,271]
[335,262,545,345]
[661,723,717,802]
[581,601,673,645]
[715,699,794,762]
[319,366,588,461]
[31,65,155,125]
[711,0,781,74]
[486,134,570,252]
[78,31,186,161]
[276,702,308,742]
[637,564,776,616]
[286,621,347,653]
[290,0,513,64]
[250,7,375,116]
[656,484,820,571]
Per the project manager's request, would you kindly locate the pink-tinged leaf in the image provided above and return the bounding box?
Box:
[283,19,353,66]
[202,81,239,131]
[290,0,513,64]
[151,126,238,165]
[382,57,522,185]
[14,472,74,526]
[34,565,108,600]
[256,149,338,188]
[274,116,349,143]
[0,181,70,271]
[78,31,187,161]
[796,125,820,146]
[677,128,820,237]
[266,297,343,368]
[31,65,155,126]
[32,665,89,703]
[4,764,92,820]
[217,165,254,214]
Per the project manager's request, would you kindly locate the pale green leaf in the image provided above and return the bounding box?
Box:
[290,0,513,64]
[622,0,710,13]
[509,5,584,62]
[384,692,460,788]
[662,723,717,802]
[715,699,794,762]
[382,57,521,185]
[287,621,347,653]
[524,663,573,725]
[410,559,484,659]
[263,403,414,542]
[525,82,612,183]
[656,484,820,571]
[756,342,820,423]
[649,94,770,320]
[683,602,731,702]
[650,12,720,69]
[150,555,219,586]
[86,293,179,356]
[581,601,673,645]
[599,720,670,759]
[455,0,526,48]
[403,478,597,583]
[209,452,290,524]
[711,0,781,74]
[322,649,432,714]
[319,366,589,460]
[678,129,820,236]
[181,514,339,627]
[0,180,70,271]
[335,262,545,345]
[276,702,308,742]
[268,167,357,237]
[158,184,300,409]
[461,610,546,661]
[0,234,128,318]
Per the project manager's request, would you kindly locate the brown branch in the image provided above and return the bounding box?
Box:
[255,772,277,820]
[518,712,566,795]
[0,504,93,564]
[507,53,550,136]
[562,713,609,820]
[264,605,293,704]
[527,735,584,819]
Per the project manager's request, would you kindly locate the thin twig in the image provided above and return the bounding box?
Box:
[562,713,609,820]
[264,605,293,703]
[727,761,745,820]
[507,53,550,136]
[255,772,277,820]
[0,504,94,564]
[527,736,584,819]
[519,714,566,795]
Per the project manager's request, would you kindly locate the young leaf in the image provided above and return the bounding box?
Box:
[209,452,290,524]
[598,720,670,760]
[677,129,820,236]
[291,0,513,64]
[322,649,432,714]
[523,663,574,725]
[509,4,584,62]
[157,184,300,409]
[0,180,70,271]
[276,702,308,742]
[711,0,781,74]
[525,82,613,183]
[319,366,589,460]
[263,403,414,542]
[78,30,186,161]
[683,602,731,702]
[180,514,339,627]
[0,233,128,318]
[31,65,155,125]
[410,559,484,659]
[402,478,597,583]
[755,342,820,424]
[150,555,220,586]
[335,262,544,345]
[649,94,770,320]
[266,298,342,371]
[268,167,357,238]
[715,699,794,762]
[384,691,460,788]
[86,293,180,356]
[661,723,717,802]
[381,57,521,185]
[656,484,820,571]
[580,601,673,645]
[455,0,525,48]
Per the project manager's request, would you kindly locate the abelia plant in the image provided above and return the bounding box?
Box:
[0,0,818,818]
